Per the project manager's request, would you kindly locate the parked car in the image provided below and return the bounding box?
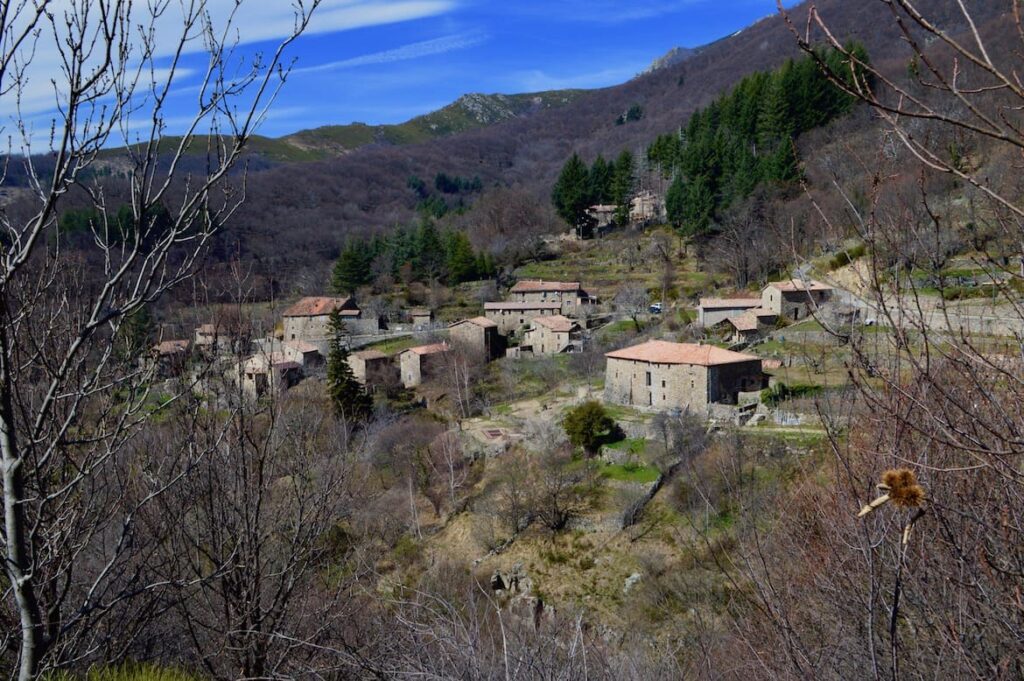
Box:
[649,302,663,314]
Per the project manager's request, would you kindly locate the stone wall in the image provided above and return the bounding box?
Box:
[604,357,709,411]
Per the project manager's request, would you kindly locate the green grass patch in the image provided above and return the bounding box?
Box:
[604,436,646,455]
[362,334,418,355]
[601,461,660,484]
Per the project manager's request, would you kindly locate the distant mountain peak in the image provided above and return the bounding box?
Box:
[645,46,700,74]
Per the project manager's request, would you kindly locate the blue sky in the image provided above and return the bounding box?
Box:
[5,1,787,147]
[263,0,783,134]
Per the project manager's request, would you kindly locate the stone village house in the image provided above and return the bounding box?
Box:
[281,296,375,351]
[449,316,505,362]
[508,280,594,315]
[399,342,450,388]
[760,279,834,320]
[696,297,763,328]
[604,340,765,412]
[239,351,302,399]
[523,315,582,355]
[484,302,562,335]
[347,349,397,392]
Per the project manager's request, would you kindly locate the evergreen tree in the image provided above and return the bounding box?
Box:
[332,240,372,294]
[588,155,613,204]
[683,174,715,236]
[445,230,478,284]
[551,152,594,235]
[611,150,635,226]
[665,172,687,229]
[415,219,446,281]
[326,311,372,422]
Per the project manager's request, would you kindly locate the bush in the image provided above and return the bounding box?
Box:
[563,401,619,456]
[760,382,823,407]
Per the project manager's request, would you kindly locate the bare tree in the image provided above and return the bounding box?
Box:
[614,284,650,333]
[0,2,317,677]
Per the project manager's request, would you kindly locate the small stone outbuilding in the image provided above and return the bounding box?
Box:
[399,342,450,388]
[697,298,762,327]
[348,349,397,391]
[450,316,505,362]
[760,280,834,320]
[523,315,582,355]
[508,280,594,315]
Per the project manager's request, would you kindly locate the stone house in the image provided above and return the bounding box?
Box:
[149,339,190,378]
[586,204,616,231]
[399,342,450,388]
[629,190,664,225]
[408,308,434,330]
[282,340,323,368]
[696,297,762,327]
[282,296,370,348]
[449,316,505,362]
[523,315,582,355]
[239,351,302,399]
[508,280,594,315]
[760,280,834,320]
[604,340,765,412]
[484,302,562,335]
[721,308,777,344]
[347,349,396,391]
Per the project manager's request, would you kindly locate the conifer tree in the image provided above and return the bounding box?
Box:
[332,240,372,294]
[665,172,687,230]
[611,150,635,226]
[445,230,478,284]
[588,154,613,204]
[551,152,594,235]
[326,311,372,422]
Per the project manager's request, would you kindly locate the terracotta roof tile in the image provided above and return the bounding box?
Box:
[351,349,388,361]
[531,315,579,332]
[452,316,498,329]
[726,312,760,332]
[510,280,581,293]
[698,297,762,310]
[282,296,356,317]
[605,340,761,366]
[485,302,562,311]
[765,279,834,292]
[152,340,189,355]
[404,342,450,356]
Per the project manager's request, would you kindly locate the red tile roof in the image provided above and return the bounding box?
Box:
[765,279,834,293]
[485,302,562,311]
[152,340,189,355]
[510,280,581,293]
[351,349,388,361]
[698,297,762,310]
[404,342,450,356]
[531,315,579,332]
[605,340,761,366]
[726,312,759,332]
[282,296,356,317]
[452,316,498,329]
[284,340,319,353]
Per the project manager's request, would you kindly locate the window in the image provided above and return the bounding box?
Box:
[645,372,651,386]
[661,380,666,388]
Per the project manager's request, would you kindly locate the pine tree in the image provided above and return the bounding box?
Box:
[332,240,372,294]
[415,219,446,281]
[551,153,594,235]
[445,230,478,284]
[611,150,635,226]
[683,173,715,236]
[326,311,372,422]
[665,172,687,229]
[588,155,613,204]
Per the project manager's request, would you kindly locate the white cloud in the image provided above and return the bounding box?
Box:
[0,1,459,126]
[292,31,487,75]
[508,63,647,91]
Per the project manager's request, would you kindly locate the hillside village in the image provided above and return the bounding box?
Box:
[8,0,1024,678]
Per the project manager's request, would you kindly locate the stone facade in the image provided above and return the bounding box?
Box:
[697,298,762,327]
[348,349,396,391]
[523,315,581,355]
[282,296,368,346]
[450,317,505,362]
[484,302,561,335]
[399,343,450,388]
[509,281,593,315]
[604,340,764,413]
[761,280,834,320]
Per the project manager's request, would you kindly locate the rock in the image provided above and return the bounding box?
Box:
[624,572,643,594]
